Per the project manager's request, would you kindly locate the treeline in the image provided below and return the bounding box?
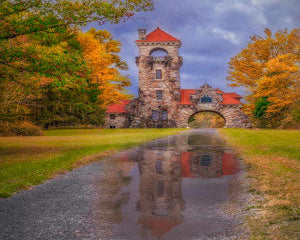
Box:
[227,28,300,128]
[0,0,153,135]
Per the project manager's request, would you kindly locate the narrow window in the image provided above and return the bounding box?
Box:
[157,181,164,196]
[162,110,168,120]
[156,90,163,100]
[156,69,162,79]
[152,110,158,120]
[110,114,115,119]
[155,160,163,174]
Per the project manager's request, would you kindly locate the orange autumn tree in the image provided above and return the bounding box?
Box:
[77,28,132,107]
[227,28,300,128]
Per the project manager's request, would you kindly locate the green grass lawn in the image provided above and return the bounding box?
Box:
[0,128,184,198]
[220,129,300,240]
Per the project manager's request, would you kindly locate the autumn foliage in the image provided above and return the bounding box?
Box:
[227,28,300,128]
[0,0,153,133]
[77,29,132,107]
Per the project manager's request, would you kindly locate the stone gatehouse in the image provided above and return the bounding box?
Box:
[105,27,251,128]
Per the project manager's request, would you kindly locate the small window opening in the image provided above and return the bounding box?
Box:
[156,90,163,100]
[152,110,158,120]
[200,154,212,166]
[157,181,164,196]
[156,69,162,79]
[162,110,168,120]
[110,114,116,119]
[201,95,212,103]
[155,160,163,174]
[110,125,116,129]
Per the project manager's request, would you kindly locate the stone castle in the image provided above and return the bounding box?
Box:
[105,27,251,128]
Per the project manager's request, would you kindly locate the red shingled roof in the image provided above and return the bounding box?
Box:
[139,219,183,237]
[136,27,180,42]
[179,89,195,105]
[107,100,130,113]
[221,93,242,105]
[180,152,239,178]
[179,89,242,105]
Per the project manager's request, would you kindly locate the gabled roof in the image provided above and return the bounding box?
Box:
[179,89,242,105]
[136,27,180,42]
[180,152,239,178]
[221,93,242,105]
[179,89,196,105]
[106,100,130,113]
[139,218,183,237]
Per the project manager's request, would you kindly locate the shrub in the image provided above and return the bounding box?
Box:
[0,121,42,136]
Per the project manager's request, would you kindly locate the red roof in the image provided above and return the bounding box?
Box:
[179,89,242,105]
[180,152,239,178]
[222,153,239,175]
[107,100,130,113]
[179,89,195,105]
[136,27,180,42]
[139,219,182,237]
[216,89,224,94]
[221,93,242,105]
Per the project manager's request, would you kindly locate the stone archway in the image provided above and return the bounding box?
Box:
[188,110,226,128]
[177,105,250,128]
[176,85,251,128]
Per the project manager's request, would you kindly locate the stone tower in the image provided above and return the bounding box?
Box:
[105,27,251,129]
[132,27,183,128]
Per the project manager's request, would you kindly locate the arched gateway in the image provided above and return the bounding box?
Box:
[105,28,251,129]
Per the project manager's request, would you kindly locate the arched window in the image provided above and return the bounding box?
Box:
[150,48,168,57]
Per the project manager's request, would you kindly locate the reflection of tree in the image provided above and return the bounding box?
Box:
[93,153,135,225]
[137,149,185,238]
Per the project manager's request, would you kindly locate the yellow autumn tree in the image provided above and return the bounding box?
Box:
[227,28,300,128]
[77,28,132,107]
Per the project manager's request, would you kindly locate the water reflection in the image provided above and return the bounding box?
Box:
[137,148,184,238]
[98,130,241,239]
[133,131,239,238]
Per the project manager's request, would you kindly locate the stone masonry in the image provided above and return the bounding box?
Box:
[105,27,251,129]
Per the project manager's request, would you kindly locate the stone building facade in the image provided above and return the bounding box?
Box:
[105,27,251,128]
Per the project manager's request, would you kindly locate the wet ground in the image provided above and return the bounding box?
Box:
[1,129,248,240]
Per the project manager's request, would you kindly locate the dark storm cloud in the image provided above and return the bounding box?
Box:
[87,0,300,96]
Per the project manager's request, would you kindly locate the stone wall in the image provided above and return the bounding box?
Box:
[175,84,251,128]
[130,40,182,128]
[104,113,129,128]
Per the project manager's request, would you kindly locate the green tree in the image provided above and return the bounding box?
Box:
[0,0,153,129]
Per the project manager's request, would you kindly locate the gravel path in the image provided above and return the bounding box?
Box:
[0,129,249,240]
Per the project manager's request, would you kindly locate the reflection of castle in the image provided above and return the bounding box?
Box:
[137,148,185,238]
[136,133,239,238]
[180,151,238,178]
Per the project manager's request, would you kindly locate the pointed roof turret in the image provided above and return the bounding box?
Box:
[136,27,180,42]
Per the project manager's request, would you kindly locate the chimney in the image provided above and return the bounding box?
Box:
[138,29,147,40]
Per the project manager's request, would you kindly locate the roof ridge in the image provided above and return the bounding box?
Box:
[137,27,180,42]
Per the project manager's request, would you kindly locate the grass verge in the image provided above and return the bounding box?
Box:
[0,128,185,198]
[219,129,300,240]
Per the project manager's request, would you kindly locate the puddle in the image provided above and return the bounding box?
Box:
[92,130,242,239]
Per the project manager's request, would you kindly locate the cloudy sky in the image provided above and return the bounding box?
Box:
[87,0,300,96]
